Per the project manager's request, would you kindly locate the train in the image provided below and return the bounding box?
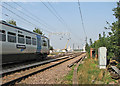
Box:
[0,20,50,64]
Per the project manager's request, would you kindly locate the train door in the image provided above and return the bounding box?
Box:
[36,35,41,53]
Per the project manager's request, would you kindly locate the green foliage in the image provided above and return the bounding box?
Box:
[77,57,116,84]
[85,42,90,53]
[7,20,16,26]
[49,46,54,50]
[105,2,120,57]
[85,2,120,59]
[89,38,92,46]
[33,28,43,35]
[62,65,76,84]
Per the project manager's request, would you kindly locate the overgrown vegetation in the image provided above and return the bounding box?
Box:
[61,65,76,84]
[49,46,54,50]
[85,2,120,60]
[77,57,117,84]
[60,56,116,84]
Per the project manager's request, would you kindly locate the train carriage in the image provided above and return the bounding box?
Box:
[0,20,50,64]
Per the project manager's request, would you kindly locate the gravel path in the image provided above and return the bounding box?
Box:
[18,53,86,84]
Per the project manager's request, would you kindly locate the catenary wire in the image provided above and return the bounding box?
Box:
[78,0,87,39]
[40,0,69,30]
[2,13,38,30]
[1,5,51,33]
[3,2,52,33]
[46,1,84,42]
[10,0,57,32]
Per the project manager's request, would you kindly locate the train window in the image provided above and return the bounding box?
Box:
[26,36,31,45]
[8,32,16,43]
[32,38,36,45]
[0,30,6,41]
[18,34,24,44]
[18,30,22,33]
[43,42,47,46]
[43,40,46,42]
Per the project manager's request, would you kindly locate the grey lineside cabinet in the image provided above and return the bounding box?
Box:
[98,47,107,69]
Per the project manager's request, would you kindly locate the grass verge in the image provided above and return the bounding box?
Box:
[61,65,76,84]
[77,57,117,84]
[60,55,117,84]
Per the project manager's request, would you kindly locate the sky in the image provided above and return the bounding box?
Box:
[1,1,117,49]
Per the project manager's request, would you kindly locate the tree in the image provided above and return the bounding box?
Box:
[99,34,101,40]
[33,28,43,35]
[8,20,16,26]
[103,31,106,37]
[49,46,54,50]
[105,2,120,57]
[89,38,92,46]
[85,2,120,59]
[85,42,89,53]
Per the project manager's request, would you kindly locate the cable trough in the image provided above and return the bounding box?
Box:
[1,52,84,86]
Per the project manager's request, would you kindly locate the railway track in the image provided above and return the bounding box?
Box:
[1,52,85,86]
[2,52,72,68]
[2,52,73,75]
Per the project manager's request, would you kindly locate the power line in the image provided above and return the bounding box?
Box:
[3,2,51,33]
[47,1,67,26]
[43,2,81,45]
[2,13,37,30]
[40,0,68,29]
[44,1,86,46]
[10,0,57,32]
[12,0,75,40]
[1,5,51,33]
[47,1,85,43]
[47,1,75,34]
[12,1,83,43]
[78,0,87,39]
[42,1,80,44]
[46,1,85,45]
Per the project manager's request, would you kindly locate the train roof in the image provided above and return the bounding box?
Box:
[0,20,48,39]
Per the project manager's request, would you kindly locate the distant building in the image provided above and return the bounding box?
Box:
[62,49,66,52]
[56,49,61,52]
[83,45,86,52]
[67,46,71,52]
